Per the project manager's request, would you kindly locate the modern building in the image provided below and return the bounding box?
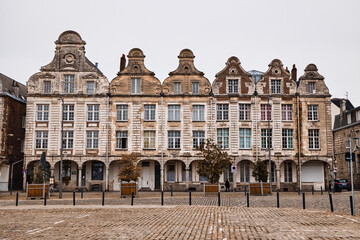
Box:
[333,101,360,189]
[0,73,27,191]
[23,30,334,192]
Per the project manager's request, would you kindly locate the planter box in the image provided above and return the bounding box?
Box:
[26,183,49,199]
[203,183,220,196]
[249,182,271,196]
[119,182,138,197]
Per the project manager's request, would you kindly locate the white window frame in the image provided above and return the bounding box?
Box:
[217,104,229,121]
[87,104,100,122]
[240,161,250,182]
[308,105,318,121]
[44,81,51,93]
[261,104,272,121]
[144,104,156,121]
[193,105,205,121]
[168,105,181,121]
[87,81,95,93]
[239,128,251,149]
[228,79,239,93]
[131,78,141,94]
[261,129,272,149]
[116,105,128,121]
[193,131,205,149]
[168,131,181,149]
[37,104,49,121]
[282,129,293,149]
[308,82,316,94]
[281,104,293,121]
[239,104,251,121]
[116,131,128,149]
[271,79,281,94]
[63,104,74,121]
[35,131,48,149]
[174,82,181,94]
[144,130,156,149]
[309,129,320,150]
[64,75,75,93]
[284,162,293,182]
[86,131,99,149]
[62,131,74,149]
[217,128,229,149]
[192,82,199,94]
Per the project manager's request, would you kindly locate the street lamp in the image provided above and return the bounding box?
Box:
[58,97,64,199]
[346,137,357,213]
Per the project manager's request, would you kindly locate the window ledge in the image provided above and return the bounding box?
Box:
[115,148,128,151]
[309,148,321,151]
[144,120,156,122]
[116,120,128,122]
[143,148,156,151]
[192,121,205,122]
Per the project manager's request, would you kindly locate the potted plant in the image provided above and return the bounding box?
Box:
[250,160,270,196]
[196,139,232,195]
[27,161,50,199]
[118,153,141,197]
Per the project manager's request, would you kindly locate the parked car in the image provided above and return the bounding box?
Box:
[334,179,351,192]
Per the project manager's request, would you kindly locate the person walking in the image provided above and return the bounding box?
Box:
[225,178,230,192]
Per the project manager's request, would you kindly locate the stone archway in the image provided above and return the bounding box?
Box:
[54,160,79,191]
[301,160,329,191]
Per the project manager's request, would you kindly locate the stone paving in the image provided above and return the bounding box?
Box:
[1,191,360,239]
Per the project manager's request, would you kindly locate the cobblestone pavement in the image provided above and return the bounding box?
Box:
[1,191,360,239]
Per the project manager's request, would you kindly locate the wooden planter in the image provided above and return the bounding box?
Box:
[26,183,49,199]
[119,182,138,197]
[249,182,271,196]
[203,183,220,196]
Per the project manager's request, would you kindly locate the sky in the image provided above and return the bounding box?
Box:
[1,0,359,106]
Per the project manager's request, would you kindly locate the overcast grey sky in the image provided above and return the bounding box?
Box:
[1,0,359,105]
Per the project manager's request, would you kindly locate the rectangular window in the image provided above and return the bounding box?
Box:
[228,79,239,93]
[261,104,272,121]
[87,104,100,121]
[239,128,251,149]
[240,161,250,182]
[144,131,156,149]
[87,81,95,93]
[92,162,104,180]
[37,104,49,121]
[271,79,281,94]
[217,104,229,121]
[281,104,293,121]
[193,105,205,121]
[116,105,128,121]
[174,82,181,94]
[168,131,181,149]
[309,129,320,149]
[217,128,229,149]
[86,131,99,149]
[284,162,293,182]
[192,82,199,94]
[116,131,128,149]
[35,131,48,149]
[168,105,180,121]
[308,82,316,94]
[239,104,251,121]
[193,131,205,149]
[62,131,74,149]
[131,78,141,94]
[144,104,156,121]
[64,75,75,93]
[308,105,318,121]
[60,161,71,180]
[261,129,272,149]
[63,104,74,121]
[44,81,51,93]
[167,162,175,182]
[282,129,293,149]
[271,164,276,183]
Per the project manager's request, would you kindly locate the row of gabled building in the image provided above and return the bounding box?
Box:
[2,30,342,192]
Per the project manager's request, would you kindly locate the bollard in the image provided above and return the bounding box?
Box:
[298,187,300,196]
[277,191,280,208]
[189,191,192,206]
[171,185,173,197]
[329,194,334,212]
[312,186,314,195]
[328,185,330,195]
[247,193,249,208]
[218,192,221,207]
[161,191,164,206]
[302,192,306,209]
[44,194,47,206]
[81,187,84,199]
[245,186,247,196]
[350,196,354,216]
[10,188,12,196]
[102,192,105,206]
[321,186,323,195]
[16,193,19,206]
[73,191,76,206]
[131,192,134,206]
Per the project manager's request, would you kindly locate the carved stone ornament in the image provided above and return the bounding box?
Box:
[39,73,56,79]
[272,68,281,75]
[82,74,99,79]
[204,87,211,94]
[64,54,75,64]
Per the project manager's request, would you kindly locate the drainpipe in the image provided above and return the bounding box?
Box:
[296,93,301,190]
[209,91,213,140]
[105,93,110,191]
[254,91,258,162]
[160,92,164,192]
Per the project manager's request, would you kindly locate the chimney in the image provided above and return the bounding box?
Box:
[95,62,98,68]
[291,64,297,81]
[14,82,20,98]
[340,99,346,118]
[120,54,126,72]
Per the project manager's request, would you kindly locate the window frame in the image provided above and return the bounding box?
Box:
[308,129,320,150]
[64,75,75,93]
[86,81,95,93]
[63,104,75,121]
[116,131,128,150]
[168,131,181,149]
[271,79,281,94]
[282,129,293,149]
[239,104,251,121]
[87,104,100,122]
[131,78,141,94]
[308,82,316,94]
[144,104,156,121]
[86,131,99,149]
[284,162,293,182]
[192,82,199,95]
[260,104,272,121]
[239,128,251,149]
[307,105,319,121]
[43,81,51,93]
[144,130,156,149]
[168,105,181,121]
[192,105,205,122]
[217,128,229,149]
[228,79,239,93]
[261,129,272,149]
[62,131,74,149]
[37,104,49,121]
[116,105,128,122]
[91,161,104,180]
[192,131,205,149]
[281,104,293,121]
[216,104,229,121]
[174,82,181,94]
[240,161,250,182]
[35,131,48,149]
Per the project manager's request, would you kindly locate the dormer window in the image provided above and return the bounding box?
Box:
[87,81,95,93]
[228,79,238,93]
[271,79,281,94]
[347,113,351,125]
[44,81,51,93]
[131,78,141,94]
[64,75,75,93]
[192,82,199,94]
[308,82,316,94]
[174,82,181,94]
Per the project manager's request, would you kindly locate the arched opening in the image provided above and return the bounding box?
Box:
[54,160,79,191]
[136,159,160,191]
[301,160,329,191]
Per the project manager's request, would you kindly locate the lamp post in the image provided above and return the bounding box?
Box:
[58,97,64,199]
[346,137,357,213]
[267,96,272,195]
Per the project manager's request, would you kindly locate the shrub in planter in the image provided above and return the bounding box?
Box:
[118,153,141,197]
